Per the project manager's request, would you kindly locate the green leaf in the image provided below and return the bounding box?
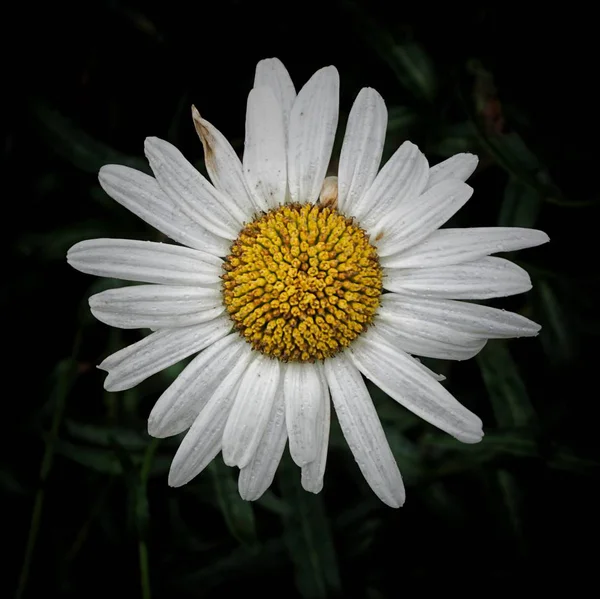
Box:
[535,280,577,364]
[498,176,543,228]
[421,482,467,525]
[387,41,437,102]
[175,539,285,592]
[383,427,423,484]
[342,3,436,102]
[65,420,149,451]
[136,438,160,539]
[492,132,542,172]
[458,74,564,204]
[383,106,420,161]
[55,439,171,477]
[333,498,381,530]
[368,383,422,433]
[548,446,600,476]
[278,455,341,598]
[496,469,526,554]
[55,441,124,475]
[429,121,478,157]
[427,431,600,477]
[341,516,381,559]
[148,455,172,477]
[208,458,257,545]
[255,490,292,516]
[476,341,537,428]
[0,470,27,495]
[483,133,589,207]
[386,106,419,134]
[17,221,109,261]
[429,430,537,460]
[160,360,188,385]
[30,100,149,174]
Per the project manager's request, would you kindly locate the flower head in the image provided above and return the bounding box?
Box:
[67,58,549,507]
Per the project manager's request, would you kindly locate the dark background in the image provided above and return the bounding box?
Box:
[5,1,599,597]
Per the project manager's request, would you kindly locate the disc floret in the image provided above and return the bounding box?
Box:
[222,203,382,362]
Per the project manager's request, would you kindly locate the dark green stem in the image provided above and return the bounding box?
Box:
[138,438,159,599]
[15,332,81,599]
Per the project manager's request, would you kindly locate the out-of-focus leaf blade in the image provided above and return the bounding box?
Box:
[341,516,380,559]
[0,470,26,495]
[135,438,159,541]
[161,361,187,385]
[384,427,423,484]
[175,539,286,593]
[255,490,292,517]
[496,469,526,554]
[368,380,422,434]
[535,279,577,364]
[429,121,478,157]
[384,106,420,158]
[55,441,124,475]
[460,64,571,205]
[279,455,341,598]
[30,100,149,174]
[17,221,109,261]
[342,2,436,102]
[476,341,537,428]
[209,458,257,546]
[65,420,148,451]
[499,176,543,228]
[421,481,467,527]
[427,431,600,477]
[55,440,170,477]
[386,106,419,134]
[386,41,437,102]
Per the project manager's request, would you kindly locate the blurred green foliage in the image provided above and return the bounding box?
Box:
[5,1,599,597]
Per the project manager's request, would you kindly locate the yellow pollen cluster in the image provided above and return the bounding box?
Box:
[222,203,382,362]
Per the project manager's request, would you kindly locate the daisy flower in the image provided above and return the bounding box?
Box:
[67,58,549,507]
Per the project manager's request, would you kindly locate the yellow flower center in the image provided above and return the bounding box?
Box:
[222,203,382,362]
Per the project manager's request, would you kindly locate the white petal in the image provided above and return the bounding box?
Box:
[99,315,232,392]
[407,358,446,382]
[242,86,287,211]
[287,66,339,204]
[284,362,325,467]
[254,57,296,132]
[68,239,222,286]
[144,137,245,239]
[381,293,541,339]
[301,364,330,494]
[89,284,224,329]
[383,257,532,299]
[349,332,484,443]
[98,165,230,256]
[191,106,258,218]
[222,355,281,468]
[374,313,487,362]
[238,382,287,501]
[376,180,473,257]
[168,364,247,487]
[324,353,405,508]
[148,335,251,438]
[337,88,387,215]
[365,325,448,379]
[425,153,479,190]
[353,141,429,232]
[94,306,224,332]
[380,227,550,269]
